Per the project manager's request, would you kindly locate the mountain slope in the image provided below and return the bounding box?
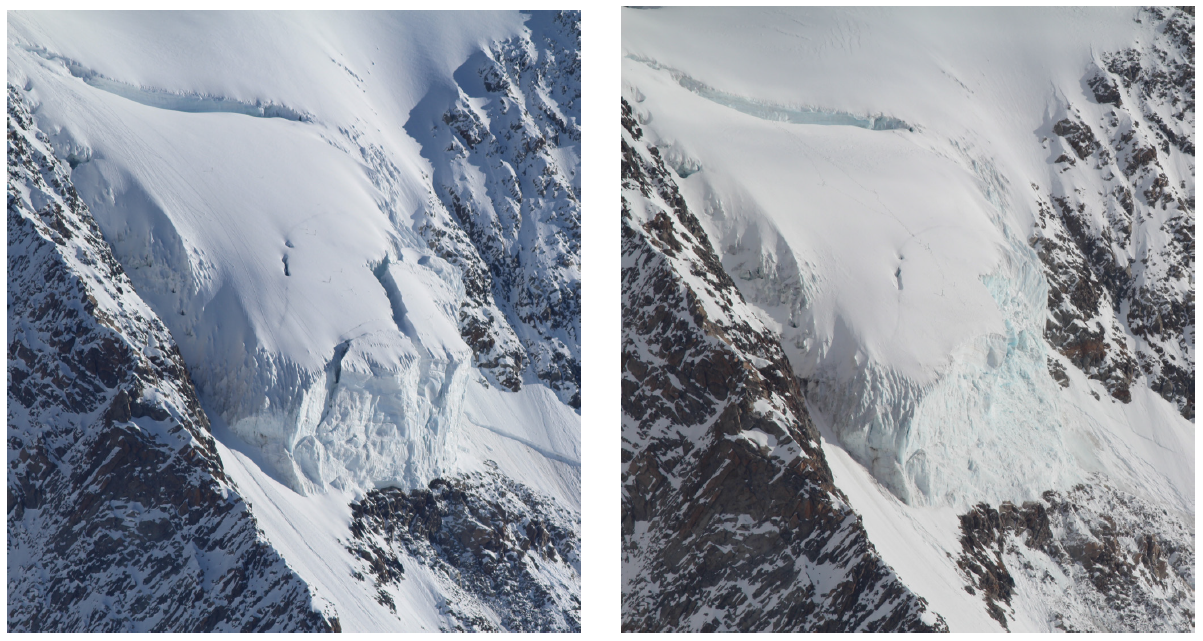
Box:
[621,98,945,632]
[409,11,581,407]
[1033,6,1193,419]
[8,85,336,633]
[622,6,1192,632]
[8,11,579,631]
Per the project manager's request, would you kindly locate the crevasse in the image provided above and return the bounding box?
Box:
[627,54,912,132]
[26,46,309,121]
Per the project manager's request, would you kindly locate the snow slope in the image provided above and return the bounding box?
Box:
[620,98,945,631]
[10,10,579,631]
[623,6,1192,632]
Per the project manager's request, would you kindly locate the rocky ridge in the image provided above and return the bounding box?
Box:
[620,98,945,632]
[1033,6,1194,418]
[956,480,1194,632]
[408,10,581,407]
[344,467,580,632]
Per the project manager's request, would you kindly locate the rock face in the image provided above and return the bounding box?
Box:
[620,98,946,633]
[344,468,580,632]
[408,10,581,408]
[7,85,336,632]
[956,481,1194,632]
[1032,6,1194,418]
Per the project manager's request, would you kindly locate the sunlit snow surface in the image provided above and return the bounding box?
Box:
[625,6,1192,632]
[10,11,579,631]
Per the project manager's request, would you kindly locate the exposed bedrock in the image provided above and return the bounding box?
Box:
[955,481,1194,632]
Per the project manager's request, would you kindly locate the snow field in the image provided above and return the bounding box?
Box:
[9,11,579,499]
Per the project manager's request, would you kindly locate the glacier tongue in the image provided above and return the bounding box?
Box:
[803,150,1082,508]
[657,116,1082,509]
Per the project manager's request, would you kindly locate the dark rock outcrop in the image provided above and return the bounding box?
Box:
[956,482,1194,632]
[407,10,581,407]
[1033,7,1194,418]
[345,469,580,632]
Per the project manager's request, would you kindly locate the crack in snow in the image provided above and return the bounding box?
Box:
[465,417,581,468]
[627,54,912,131]
[24,45,311,122]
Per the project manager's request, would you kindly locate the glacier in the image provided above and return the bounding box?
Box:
[9,10,579,631]
[623,6,1192,632]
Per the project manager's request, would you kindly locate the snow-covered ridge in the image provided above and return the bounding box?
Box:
[407,10,582,407]
[1032,7,1193,421]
